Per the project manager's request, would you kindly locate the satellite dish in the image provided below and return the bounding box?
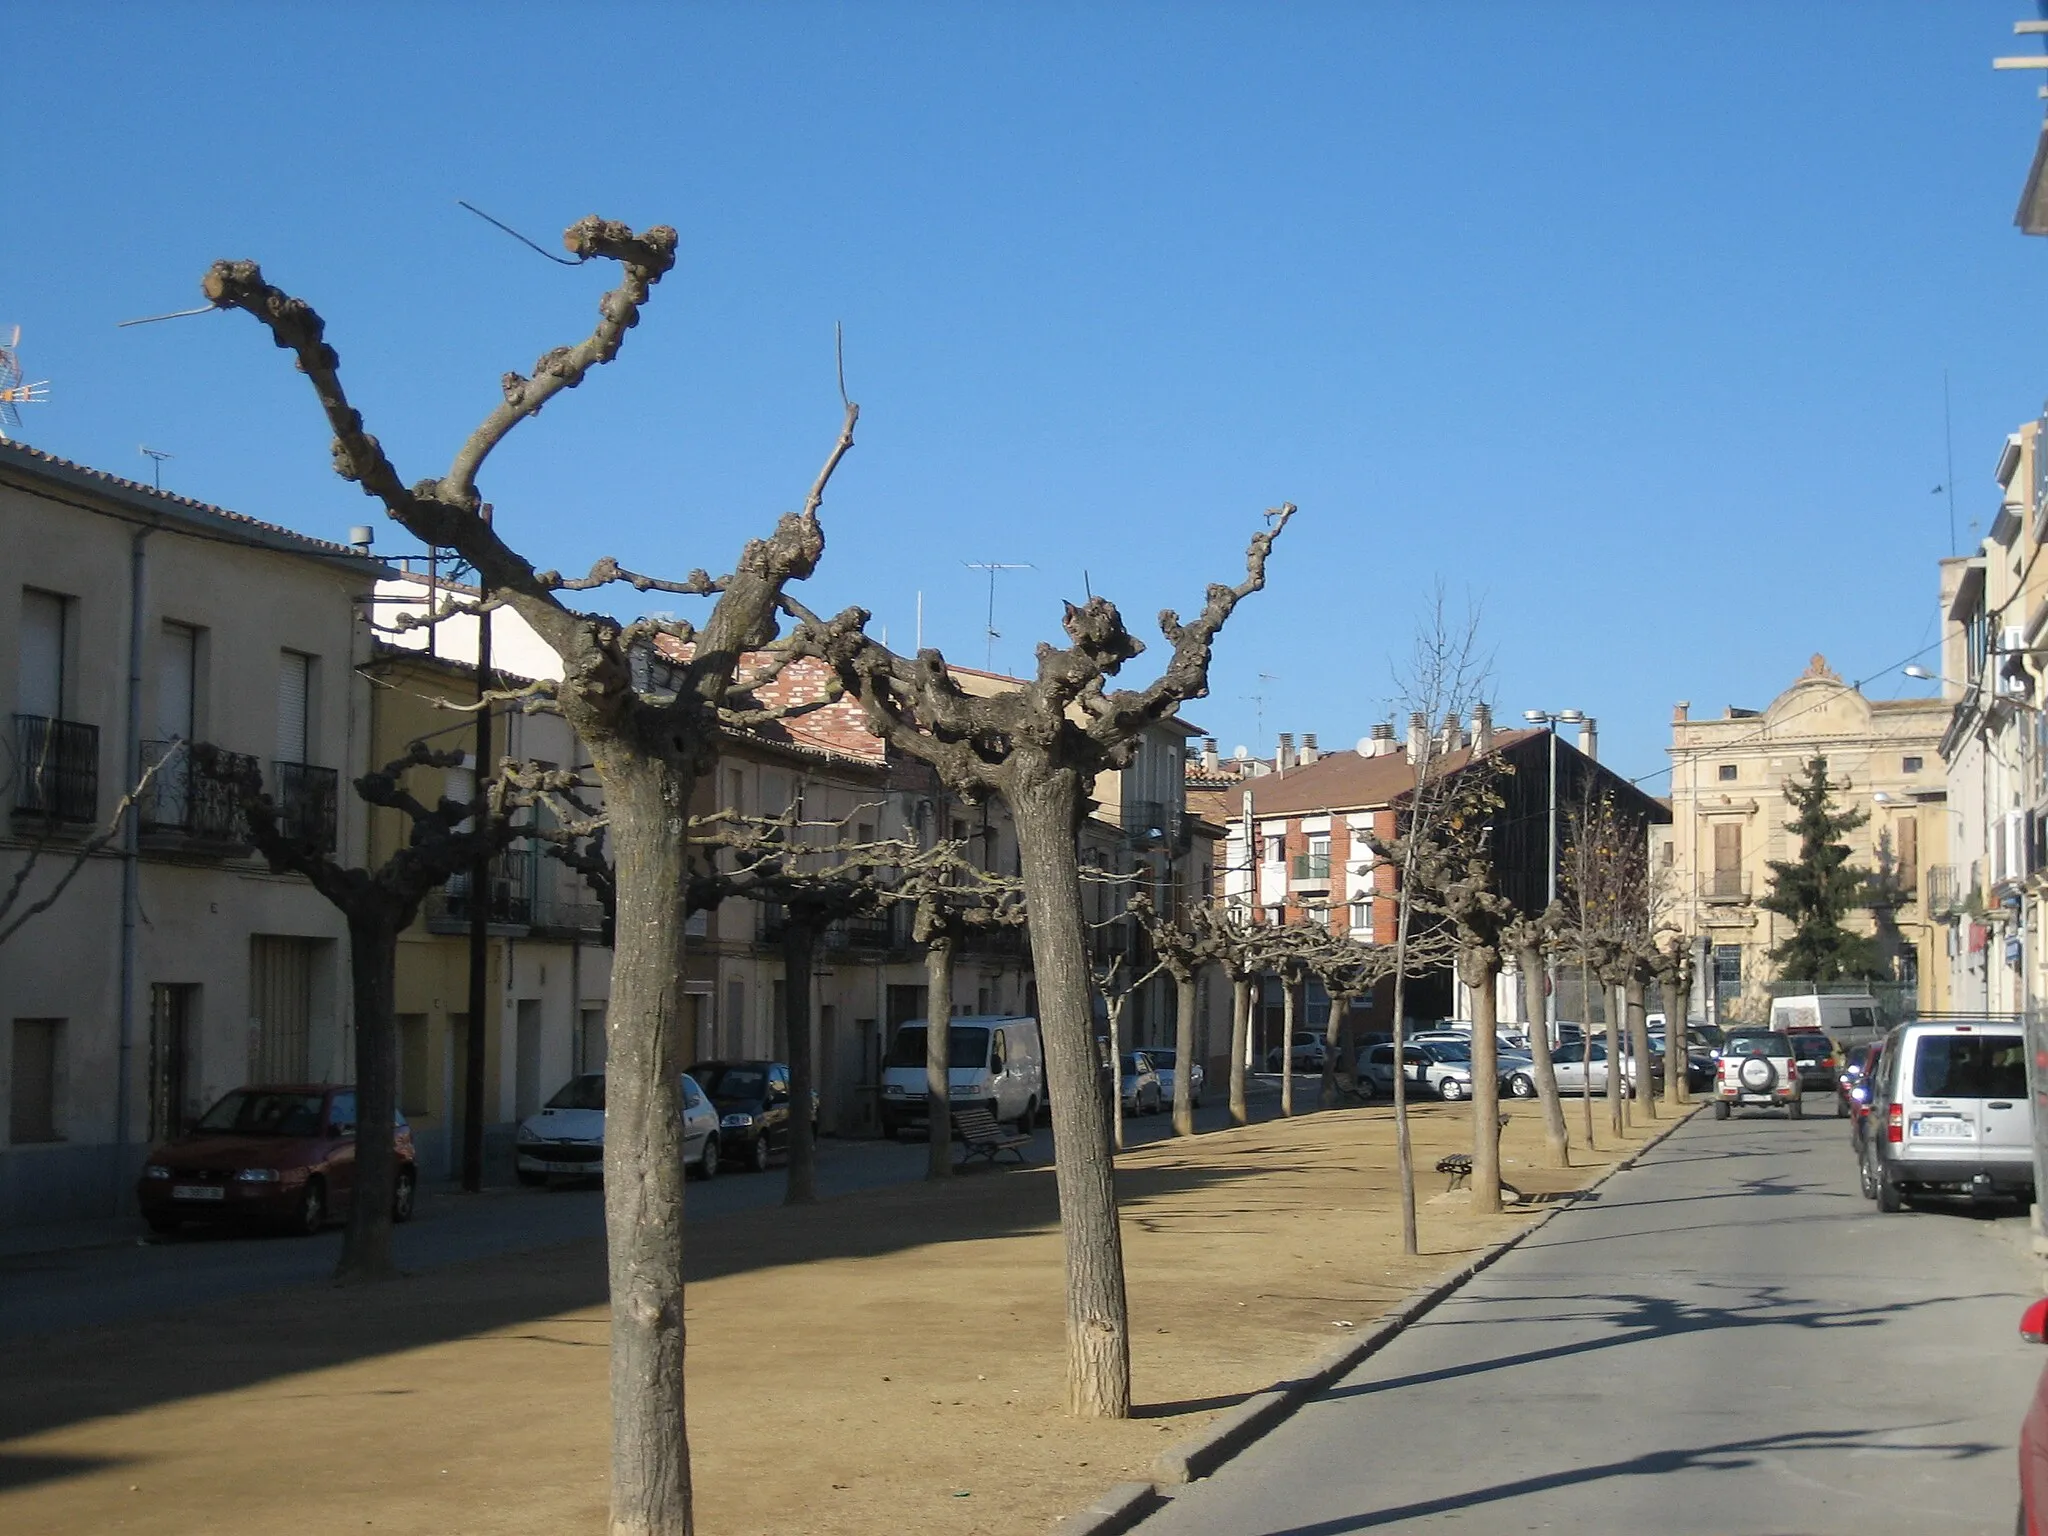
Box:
[1232,745,1249,760]
[1357,737,1374,757]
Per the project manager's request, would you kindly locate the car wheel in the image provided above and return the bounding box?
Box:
[698,1137,720,1182]
[290,1176,326,1236]
[1712,1100,1731,1121]
[1439,1079,1467,1102]
[392,1167,417,1224]
[749,1134,771,1174]
[1509,1074,1536,1099]
[1858,1145,1880,1201]
[882,1122,900,1141]
[1016,1099,1037,1136]
[145,1215,180,1236]
[1876,1167,1902,1214]
[1835,1096,1849,1119]
[1191,1090,1202,1110]
[516,1168,547,1187]
[1356,1075,1377,1100]
[1788,1097,1804,1120]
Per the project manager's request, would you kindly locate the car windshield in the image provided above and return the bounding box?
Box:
[1726,1033,1793,1056]
[1788,1034,1829,1055]
[1147,1049,1177,1068]
[1912,1034,2026,1098]
[885,1026,991,1070]
[1121,1053,1149,1073]
[1425,1041,1472,1062]
[194,1089,326,1137]
[692,1065,767,1100]
[545,1074,607,1111]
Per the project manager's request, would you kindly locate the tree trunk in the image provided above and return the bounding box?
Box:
[1228,974,1251,1126]
[1108,994,1126,1152]
[1664,976,1691,1109]
[1010,767,1131,1419]
[1579,961,1596,1151]
[601,761,695,1536]
[1390,902,1418,1257]
[781,918,819,1205]
[335,912,403,1284]
[1171,966,1197,1136]
[1467,954,1503,1214]
[925,936,954,1180]
[1279,975,1297,1118]
[1320,991,1352,1109]
[1606,983,1626,1137]
[1626,973,1656,1124]
[1516,941,1569,1168]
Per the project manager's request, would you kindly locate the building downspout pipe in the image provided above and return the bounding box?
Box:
[115,525,151,1213]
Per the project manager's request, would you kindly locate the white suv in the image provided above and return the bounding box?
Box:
[1859,1020,2030,1213]
[1712,1029,1802,1119]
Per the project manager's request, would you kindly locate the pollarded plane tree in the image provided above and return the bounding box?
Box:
[1252,914,1332,1119]
[204,741,528,1280]
[908,859,1027,1179]
[204,218,856,1536]
[1502,902,1571,1166]
[806,511,1295,1418]
[1651,929,1695,1110]
[1561,790,1649,1141]
[1302,929,1392,1112]
[1127,889,1231,1136]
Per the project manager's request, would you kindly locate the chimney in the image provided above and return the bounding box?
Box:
[1201,736,1219,773]
[1439,710,1464,755]
[1673,701,1690,723]
[1470,703,1492,755]
[1277,732,1295,771]
[1299,732,1319,766]
[1578,716,1598,761]
[1367,722,1396,757]
[1407,711,1428,764]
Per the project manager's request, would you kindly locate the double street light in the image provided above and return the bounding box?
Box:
[1524,708,1584,1039]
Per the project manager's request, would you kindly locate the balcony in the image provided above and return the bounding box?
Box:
[139,740,254,849]
[1124,799,1191,853]
[11,714,98,826]
[273,761,338,853]
[960,922,1028,959]
[1090,920,1130,968]
[1925,864,1962,919]
[1702,870,1750,905]
[826,911,902,952]
[429,847,536,932]
[1290,851,1333,893]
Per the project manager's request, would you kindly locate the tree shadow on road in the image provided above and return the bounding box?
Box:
[1236,1423,2001,1535]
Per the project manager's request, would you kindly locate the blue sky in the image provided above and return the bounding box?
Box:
[4,3,2044,785]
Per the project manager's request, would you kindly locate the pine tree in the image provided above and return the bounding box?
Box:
[1761,754,1886,982]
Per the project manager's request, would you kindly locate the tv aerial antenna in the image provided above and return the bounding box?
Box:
[964,560,1033,671]
[0,327,50,441]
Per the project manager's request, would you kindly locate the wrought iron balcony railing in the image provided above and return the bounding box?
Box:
[272,761,338,852]
[12,714,98,825]
[140,739,254,845]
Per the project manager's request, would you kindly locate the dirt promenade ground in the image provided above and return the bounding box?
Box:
[0,1099,1685,1536]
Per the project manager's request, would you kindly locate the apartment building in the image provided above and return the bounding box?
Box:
[0,442,383,1225]
[1665,658,1949,1026]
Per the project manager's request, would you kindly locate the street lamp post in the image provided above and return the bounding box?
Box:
[1523,708,1585,1042]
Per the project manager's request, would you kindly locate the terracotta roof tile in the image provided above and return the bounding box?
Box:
[1247,729,1541,817]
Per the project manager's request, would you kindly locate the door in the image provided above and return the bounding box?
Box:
[249,936,314,1082]
[1551,1042,1583,1093]
[148,983,197,1138]
[514,1000,543,1121]
[1980,1035,2031,1163]
[326,1089,359,1212]
[989,1028,1010,1117]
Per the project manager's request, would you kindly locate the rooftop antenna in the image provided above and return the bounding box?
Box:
[0,327,50,441]
[139,445,173,492]
[1243,671,1281,746]
[964,560,1032,671]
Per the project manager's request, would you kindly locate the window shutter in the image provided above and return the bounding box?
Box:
[1897,816,1918,890]
[1712,822,1741,871]
[159,623,197,741]
[276,652,310,764]
[18,590,64,719]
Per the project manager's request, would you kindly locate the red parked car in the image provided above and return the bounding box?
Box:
[2019,1297,2048,1533]
[136,1085,416,1236]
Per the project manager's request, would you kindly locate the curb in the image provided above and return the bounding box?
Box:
[1144,1105,1699,1490]
[1057,1481,1164,1536]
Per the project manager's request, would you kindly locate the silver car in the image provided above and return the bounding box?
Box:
[1120,1051,1163,1115]
[1360,1042,1474,1101]
[513,1071,722,1185]
[1145,1047,1204,1109]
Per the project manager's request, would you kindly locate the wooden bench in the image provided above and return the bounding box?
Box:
[1435,1153,1522,1204]
[951,1105,1032,1167]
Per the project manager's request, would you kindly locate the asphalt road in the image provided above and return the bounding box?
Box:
[0,1072,1289,1340]
[1133,1104,2041,1536]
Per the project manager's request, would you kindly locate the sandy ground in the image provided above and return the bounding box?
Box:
[0,1098,1683,1536]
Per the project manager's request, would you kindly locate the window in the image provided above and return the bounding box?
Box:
[1713,945,1742,997]
[276,650,312,764]
[1711,823,1743,898]
[1896,815,1918,892]
[159,623,198,743]
[1716,764,1738,782]
[18,589,68,718]
[1911,1034,2025,1099]
[10,1019,62,1143]
[1903,756,1924,775]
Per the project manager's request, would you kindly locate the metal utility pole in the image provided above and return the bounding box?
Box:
[1523,708,1583,1041]
[964,561,1031,672]
[461,524,494,1193]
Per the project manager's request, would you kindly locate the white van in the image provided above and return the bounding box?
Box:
[1859,1020,2031,1211]
[1770,993,1882,1046]
[879,1015,1044,1139]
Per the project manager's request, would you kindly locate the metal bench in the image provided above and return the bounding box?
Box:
[1435,1152,1522,1203]
[951,1105,1032,1167]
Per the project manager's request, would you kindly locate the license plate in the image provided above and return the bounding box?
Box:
[172,1184,224,1201]
[1910,1118,1970,1140]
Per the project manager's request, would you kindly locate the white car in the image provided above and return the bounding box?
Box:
[1859,1020,2029,1211]
[1712,1029,1802,1119]
[1145,1047,1204,1109]
[514,1071,722,1185]
[1360,1042,1474,1101]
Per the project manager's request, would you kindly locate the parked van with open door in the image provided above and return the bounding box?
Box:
[879,1015,1044,1138]
[1859,1019,2031,1212]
